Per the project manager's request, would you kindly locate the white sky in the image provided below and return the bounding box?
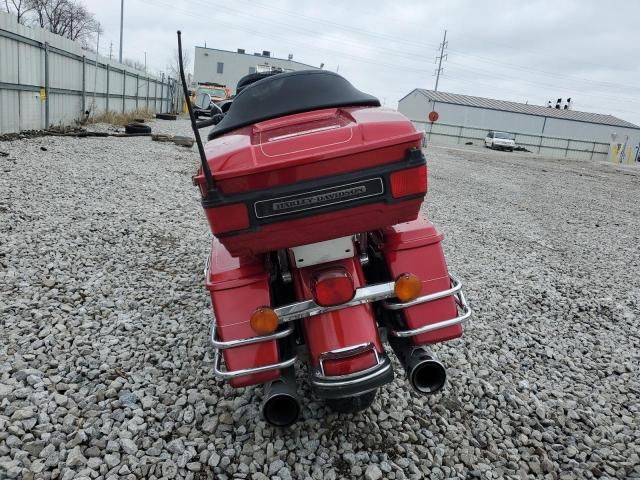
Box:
[86,0,640,125]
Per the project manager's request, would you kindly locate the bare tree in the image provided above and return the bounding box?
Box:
[3,0,33,23]
[123,57,146,72]
[64,2,102,42]
[167,48,191,80]
[21,0,101,45]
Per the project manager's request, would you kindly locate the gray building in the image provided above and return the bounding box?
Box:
[398,89,640,162]
[193,47,319,95]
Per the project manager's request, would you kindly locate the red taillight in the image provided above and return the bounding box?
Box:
[207,203,250,233]
[390,166,427,198]
[311,267,355,307]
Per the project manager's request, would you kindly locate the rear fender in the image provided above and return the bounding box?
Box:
[291,256,382,376]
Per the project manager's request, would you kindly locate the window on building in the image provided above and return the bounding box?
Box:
[217,62,224,74]
[249,67,256,74]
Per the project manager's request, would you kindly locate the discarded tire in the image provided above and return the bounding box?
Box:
[125,123,151,134]
[155,113,177,121]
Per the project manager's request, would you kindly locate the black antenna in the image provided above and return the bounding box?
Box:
[177,30,215,193]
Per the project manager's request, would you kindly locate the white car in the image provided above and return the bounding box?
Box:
[485,131,516,151]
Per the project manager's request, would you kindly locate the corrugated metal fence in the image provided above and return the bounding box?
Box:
[413,120,611,161]
[0,11,177,134]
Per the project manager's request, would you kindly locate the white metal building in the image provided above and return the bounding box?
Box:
[398,89,640,162]
[193,47,319,95]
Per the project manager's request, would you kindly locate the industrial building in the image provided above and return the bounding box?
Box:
[193,47,319,95]
[398,89,640,162]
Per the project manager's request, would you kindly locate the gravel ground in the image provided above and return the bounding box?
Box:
[1,119,639,480]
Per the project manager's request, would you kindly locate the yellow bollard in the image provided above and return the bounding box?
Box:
[611,144,619,163]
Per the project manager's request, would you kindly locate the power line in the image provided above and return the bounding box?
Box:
[446,61,640,107]
[445,75,640,117]
[448,49,640,93]
[142,0,432,74]
[218,0,640,94]
[141,0,640,115]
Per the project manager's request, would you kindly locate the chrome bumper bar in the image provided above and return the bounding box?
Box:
[275,273,468,323]
[275,281,396,322]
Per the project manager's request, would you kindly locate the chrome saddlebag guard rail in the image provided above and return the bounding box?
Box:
[383,277,472,338]
[209,320,296,380]
[208,274,470,380]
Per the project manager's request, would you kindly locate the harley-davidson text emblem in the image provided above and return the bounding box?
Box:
[272,186,367,211]
[254,178,384,218]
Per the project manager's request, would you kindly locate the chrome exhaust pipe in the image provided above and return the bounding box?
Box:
[389,338,447,394]
[261,368,300,427]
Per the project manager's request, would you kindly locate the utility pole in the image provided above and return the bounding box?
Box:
[434,29,447,92]
[144,52,147,73]
[93,31,100,111]
[109,42,113,60]
[119,0,124,63]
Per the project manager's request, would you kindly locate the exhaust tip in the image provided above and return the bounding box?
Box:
[262,393,300,427]
[410,359,447,394]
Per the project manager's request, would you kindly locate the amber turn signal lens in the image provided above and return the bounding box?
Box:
[250,307,279,335]
[394,273,422,302]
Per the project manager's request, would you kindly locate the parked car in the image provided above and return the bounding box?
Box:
[485,131,515,151]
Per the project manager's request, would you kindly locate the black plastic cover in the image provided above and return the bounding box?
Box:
[208,70,380,140]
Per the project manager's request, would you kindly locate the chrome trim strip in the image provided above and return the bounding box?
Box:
[204,254,211,279]
[389,291,472,338]
[267,124,341,142]
[210,320,295,350]
[383,274,463,310]
[317,342,379,377]
[212,349,297,379]
[310,356,393,388]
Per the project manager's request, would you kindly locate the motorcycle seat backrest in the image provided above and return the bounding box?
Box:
[208,70,380,141]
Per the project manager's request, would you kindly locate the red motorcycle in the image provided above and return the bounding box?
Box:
[178,33,471,426]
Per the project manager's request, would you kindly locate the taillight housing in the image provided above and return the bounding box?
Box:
[311,267,355,307]
[390,166,427,198]
[206,203,250,233]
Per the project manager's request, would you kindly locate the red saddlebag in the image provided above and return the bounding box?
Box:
[382,216,462,344]
[206,239,281,387]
